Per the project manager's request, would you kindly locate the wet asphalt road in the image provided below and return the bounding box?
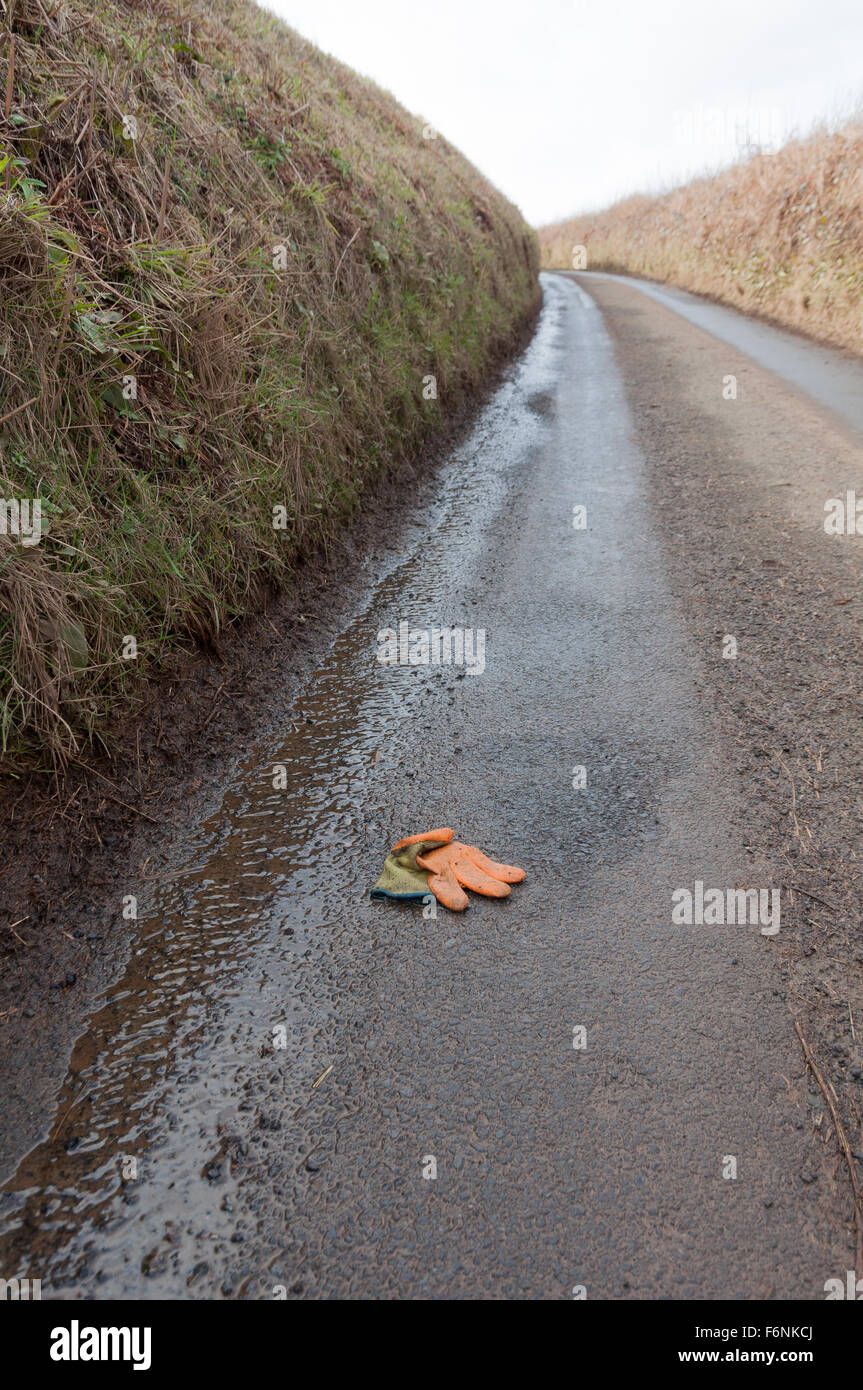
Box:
[0,272,857,1298]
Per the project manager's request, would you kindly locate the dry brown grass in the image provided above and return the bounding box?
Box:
[539,121,863,353]
[0,0,539,765]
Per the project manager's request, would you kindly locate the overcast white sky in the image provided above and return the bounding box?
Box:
[266,0,863,227]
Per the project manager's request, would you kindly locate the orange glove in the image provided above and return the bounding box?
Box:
[416,839,525,912]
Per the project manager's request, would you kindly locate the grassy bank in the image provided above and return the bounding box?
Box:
[0,0,539,764]
[539,121,863,353]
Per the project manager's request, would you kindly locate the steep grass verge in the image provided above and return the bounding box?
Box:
[0,0,539,764]
[540,121,863,354]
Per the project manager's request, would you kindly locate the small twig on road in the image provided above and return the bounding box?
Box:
[788,885,840,913]
[5,916,31,946]
[51,1087,90,1142]
[794,1020,863,1273]
[774,752,802,840]
[139,866,199,882]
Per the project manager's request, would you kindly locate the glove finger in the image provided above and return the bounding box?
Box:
[392,828,454,851]
[427,864,469,911]
[452,856,511,899]
[462,845,525,883]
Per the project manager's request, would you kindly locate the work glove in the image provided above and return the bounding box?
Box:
[370,828,455,900]
[416,840,525,912]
